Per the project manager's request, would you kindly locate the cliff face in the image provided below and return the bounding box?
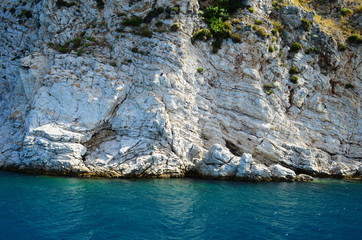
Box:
[0,0,361,181]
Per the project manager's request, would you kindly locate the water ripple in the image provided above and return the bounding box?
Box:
[0,173,361,240]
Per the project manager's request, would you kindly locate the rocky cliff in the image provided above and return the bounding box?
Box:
[0,0,361,181]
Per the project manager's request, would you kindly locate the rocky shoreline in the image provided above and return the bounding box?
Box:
[0,0,361,181]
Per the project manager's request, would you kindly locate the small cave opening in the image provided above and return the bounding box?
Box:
[224,139,243,157]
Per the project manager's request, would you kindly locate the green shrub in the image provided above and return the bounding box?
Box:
[231,33,242,43]
[345,83,354,89]
[248,7,255,13]
[356,4,362,13]
[263,84,275,95]
[143,7,165,23]
[272,21,283,33]
[290,42,302,52]
[131,47,139,53]
[216,0,243,13]
[72,37,82,48]
[269,46,274,52]
[85,36,96,42]
[18,9,32,18]
[172,5,180,14]
[289,66,300,74]
[55,44,70,53]
[290,75,299,84]
[56,0,76,8]
[266,89,274,95]
[209,18,231,38]
[155,21,163,27]
[253,25,269,38]
[306,47,317,54]
[117,12,127,17]
[140,27,153,38]
[170,23,179,32]
[197,68,203,73]
[203,6,230,24]
[96,0,104,9]
[338,42,347,51]
[254,19,263,25]
[122,16,142,26]
[100,21,107,27]
[347,34,362,44]
[340,8,353,17]
[212,38,223,53]
[301,18,312,31]
[192,28,212,41]
[76,49,83,56]
[231,18,241,24]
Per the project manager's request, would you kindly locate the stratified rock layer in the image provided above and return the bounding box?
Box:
[0,0,361,181]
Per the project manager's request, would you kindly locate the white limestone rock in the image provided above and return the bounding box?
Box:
[0,0,361,180]
[197,144,238,178]
[270,164,297,181]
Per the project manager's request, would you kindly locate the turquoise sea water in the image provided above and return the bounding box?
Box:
[0,171,361,240]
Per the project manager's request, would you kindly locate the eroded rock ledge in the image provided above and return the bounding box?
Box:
[0,0,361,181]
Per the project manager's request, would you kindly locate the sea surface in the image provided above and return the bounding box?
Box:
[0,171,361,240]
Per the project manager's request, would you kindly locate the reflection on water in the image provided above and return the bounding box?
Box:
[0,172,361,240]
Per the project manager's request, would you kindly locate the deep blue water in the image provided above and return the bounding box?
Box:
[0,171,361,240]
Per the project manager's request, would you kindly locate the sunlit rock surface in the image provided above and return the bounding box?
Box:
[0,0,361,181]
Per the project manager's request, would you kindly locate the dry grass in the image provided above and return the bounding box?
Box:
[291,0,361,40]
